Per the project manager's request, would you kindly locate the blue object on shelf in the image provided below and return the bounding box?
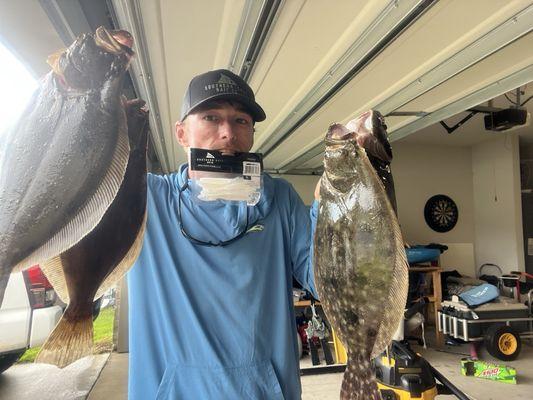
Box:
[405,246,441,264]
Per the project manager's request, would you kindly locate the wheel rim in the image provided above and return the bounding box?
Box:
[498,333,518,355]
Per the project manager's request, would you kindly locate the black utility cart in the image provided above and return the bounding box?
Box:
[438,289,533,360]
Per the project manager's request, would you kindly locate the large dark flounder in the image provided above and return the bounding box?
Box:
[314,111,408,400]
[0,27,134,306]
[36,99,149,368]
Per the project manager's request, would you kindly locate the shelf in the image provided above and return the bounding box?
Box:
[294,300,321,307]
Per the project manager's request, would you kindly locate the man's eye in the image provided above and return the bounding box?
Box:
[203,115,218,122]
[236,118,251,125]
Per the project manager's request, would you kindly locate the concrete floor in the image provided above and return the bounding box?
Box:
[3,340,530,399]
[299,344,533,400]
[86,341,533,399]
[86,352,128,400]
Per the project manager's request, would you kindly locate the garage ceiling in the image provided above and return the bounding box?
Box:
[1,0,533,174]
[398,84,533,147]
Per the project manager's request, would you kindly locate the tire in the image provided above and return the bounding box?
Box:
[484,325,521,361]
[0,350,25,374]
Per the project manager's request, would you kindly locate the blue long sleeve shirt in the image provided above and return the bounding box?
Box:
[128,165,318,399]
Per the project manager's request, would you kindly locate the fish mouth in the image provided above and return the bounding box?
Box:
[94,26,134,58]
[345,110,392,162]
[325,123,355,146]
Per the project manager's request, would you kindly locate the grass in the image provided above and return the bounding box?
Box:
[18,346,40,363]
[17,306,115,363]
[93,307,115,343]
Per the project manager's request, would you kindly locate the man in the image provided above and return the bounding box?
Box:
[128,69,320,399]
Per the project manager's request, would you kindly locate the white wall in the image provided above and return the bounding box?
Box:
[472,135,525,275]
[519,141,533,275]
[393,142,476,276]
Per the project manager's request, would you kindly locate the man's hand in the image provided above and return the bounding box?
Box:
[314,175,322,201]
[124,98,149,150]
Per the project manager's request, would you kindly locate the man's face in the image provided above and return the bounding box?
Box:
[175,101,254,155]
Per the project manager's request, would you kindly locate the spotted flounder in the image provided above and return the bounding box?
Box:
[0,26,134,306]
[314,111,408,400]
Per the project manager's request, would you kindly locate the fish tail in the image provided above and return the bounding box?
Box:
[35,312,93,368]
[340,355,381,400]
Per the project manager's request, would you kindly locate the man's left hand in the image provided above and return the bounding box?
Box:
[314,176,322,201]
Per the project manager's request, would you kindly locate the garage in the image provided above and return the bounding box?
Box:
[1,1,533,399]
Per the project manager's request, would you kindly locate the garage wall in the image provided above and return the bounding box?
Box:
[519,142,533,275]
[472,134,525,275]
[392,142,476,276]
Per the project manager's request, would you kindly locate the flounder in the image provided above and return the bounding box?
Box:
[314,111,408,400]
[37,98,149,368]
[0,26,135,306]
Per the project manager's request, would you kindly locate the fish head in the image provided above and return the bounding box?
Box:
[324,122,359,173]
[48,26,134,90]
[346,110,391,163]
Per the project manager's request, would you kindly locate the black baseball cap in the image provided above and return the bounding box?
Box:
[180,69,266,122]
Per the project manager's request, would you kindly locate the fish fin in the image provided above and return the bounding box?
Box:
[10,113,130,274]
[341,356,381,400]
[35,313,93,368]
[94,211,147,300]
[0,273,9,307]
[46,49,66,75]
[370,215,409,358]
[39,256,70,304]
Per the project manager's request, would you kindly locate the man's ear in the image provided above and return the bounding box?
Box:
[175,120,189,147]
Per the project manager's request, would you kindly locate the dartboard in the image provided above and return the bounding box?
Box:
[424,195,458,233]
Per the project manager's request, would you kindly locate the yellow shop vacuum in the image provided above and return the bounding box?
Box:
[373,341,470,400]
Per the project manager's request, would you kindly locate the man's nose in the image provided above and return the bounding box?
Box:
[218,120,237,141]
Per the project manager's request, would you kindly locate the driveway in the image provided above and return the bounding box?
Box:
[0,354,109,400]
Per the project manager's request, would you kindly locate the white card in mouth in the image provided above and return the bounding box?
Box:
[196,176,262,206]
[242,161,261,177]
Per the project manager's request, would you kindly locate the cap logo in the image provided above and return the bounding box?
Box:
[204,73,247,96]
